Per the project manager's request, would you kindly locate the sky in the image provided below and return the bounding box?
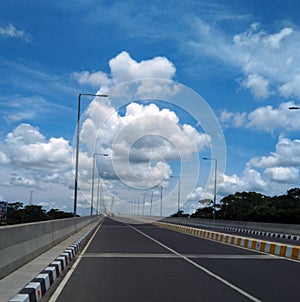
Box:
[0,0,300,216]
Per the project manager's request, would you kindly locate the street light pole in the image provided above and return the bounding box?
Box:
[171,176,180,214]
[96,177,100,215]
[202,157,217,221]
[91,153,109,216]
[150,191,153,216]
[143,193,146,216]
[73,93,108,216]
[160,186,163,217]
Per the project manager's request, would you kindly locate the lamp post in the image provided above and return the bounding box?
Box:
[73,93,108,216]
[150,191,153,216]
[91,153,109,216]
[289,106,300,110]
[96,177,100,215]
[202,157,217,220]
[142,192,146,216]
[160,186,163,217]
[170,176,180,214]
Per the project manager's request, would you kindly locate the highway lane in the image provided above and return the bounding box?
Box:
[50,217,300,302]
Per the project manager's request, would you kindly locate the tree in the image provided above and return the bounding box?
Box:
[19,205,47,223]
[46,208,74,220]
[191,188,300,224]
[5,203,76,225]
[191,199,214,219]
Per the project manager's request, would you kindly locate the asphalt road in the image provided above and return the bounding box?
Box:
[50,217,300,302]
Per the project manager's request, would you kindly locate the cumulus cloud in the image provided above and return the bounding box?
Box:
[80,102,210,189]
[220,101,300,132]
[279,75,300,98]
[249,136,300,168]
[72,51,176,89]
[1,123,72,170]
[2,173,36,187]
[214,135,300,197]
[219,168,267,196]
[241,73,271,99]
[264,166,298,183]
[72,71,110,87]
[220,110,247,128]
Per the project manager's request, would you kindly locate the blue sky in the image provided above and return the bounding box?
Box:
[0,0,300,216]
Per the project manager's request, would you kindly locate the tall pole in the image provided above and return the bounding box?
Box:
[73,93,108,217]
[178,177,180,213]
[171,176,180,214]
[202,157,217,221]
[160,186,163,217]
[96,176,100,215]
[213,159,217,221]
[91,153,109,216]
[73,94,81,216]
[91,153,96,216]
[143,192,145,216]
[150,191,153,216]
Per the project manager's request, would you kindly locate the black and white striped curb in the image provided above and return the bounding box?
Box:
[8,221,101,302]
[166,221,300,242]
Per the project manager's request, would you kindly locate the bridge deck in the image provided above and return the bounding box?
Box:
[50,217,300,302]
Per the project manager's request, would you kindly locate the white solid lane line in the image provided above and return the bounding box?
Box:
[48,220,104,302]
[128,223,262,302]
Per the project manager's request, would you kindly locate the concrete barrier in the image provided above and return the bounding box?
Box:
[0,216,101,279]
[9,219,102,302]
[164,217,300,236]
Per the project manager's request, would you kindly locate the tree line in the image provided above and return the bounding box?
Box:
[1,202,75,225]
[190,188,300,224]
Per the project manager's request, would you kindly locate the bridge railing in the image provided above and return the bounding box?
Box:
[0,215,101,279]
[164,217,300,236]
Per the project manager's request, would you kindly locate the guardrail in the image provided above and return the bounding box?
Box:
[164,217,300,236]
[0,215,101,279]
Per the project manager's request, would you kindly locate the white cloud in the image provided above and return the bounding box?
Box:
[0,150,10,164]
[77,100,209,192]
[191,20,300,99]
[249,136,300,168]
[264,166,298,183]
[220,101,300,132]
[279,75,300,98]
[72,51,176,88]
[110,104,207,185]
[263,27,293,49]
[215,135,300,197]
[1,123,72,170]
[0,23,31,42]
[220,110,247,128]
[219,168,267,195]
[3,173,36,187]
[241,73,271,99]
[109,51,176,82]
[72,71,110,87]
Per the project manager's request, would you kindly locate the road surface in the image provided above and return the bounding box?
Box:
[50,217,300,302]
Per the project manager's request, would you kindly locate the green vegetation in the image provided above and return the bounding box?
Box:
[3,202,75,225]
[191,188,300,224]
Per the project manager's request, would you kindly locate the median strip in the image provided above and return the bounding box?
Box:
[152,221,300,262]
